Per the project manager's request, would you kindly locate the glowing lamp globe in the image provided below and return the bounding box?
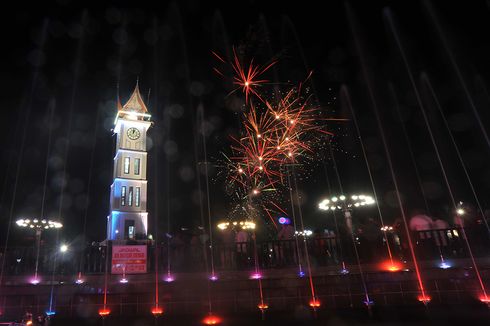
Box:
[98,308,111,317]
[258,303,269,310]
[278,217,291,225]
[151,306,164,316]
[45,310,56,316]
[202,314,221,325]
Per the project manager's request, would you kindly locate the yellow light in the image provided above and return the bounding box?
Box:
[217,222,229,230]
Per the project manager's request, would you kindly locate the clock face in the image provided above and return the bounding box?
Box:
[127,127,141,140]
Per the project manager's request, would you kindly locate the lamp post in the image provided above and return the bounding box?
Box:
[217,219,256,279]
[318,194,376,311]
[15,218,63,284]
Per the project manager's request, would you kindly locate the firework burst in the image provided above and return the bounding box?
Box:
[213,48,276,104]
[215,49,341,231]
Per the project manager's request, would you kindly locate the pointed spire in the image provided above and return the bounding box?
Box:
[121,80,149,113]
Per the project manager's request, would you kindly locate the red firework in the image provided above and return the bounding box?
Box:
[215,49,341,228]
[213,48,276,104]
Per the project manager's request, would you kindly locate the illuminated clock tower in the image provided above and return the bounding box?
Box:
[107,83,152,241]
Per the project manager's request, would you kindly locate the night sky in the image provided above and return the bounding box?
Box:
[1,1,490,245]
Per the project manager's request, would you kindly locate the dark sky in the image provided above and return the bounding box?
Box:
[1,1,490,245]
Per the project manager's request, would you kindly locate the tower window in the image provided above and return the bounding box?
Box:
[124,157,130,174]
[135,187,141,207]
[128,187,133,206]
[121,186,127,206]
[134,158,141,175]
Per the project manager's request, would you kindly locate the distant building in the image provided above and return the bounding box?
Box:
[107,83,152,240]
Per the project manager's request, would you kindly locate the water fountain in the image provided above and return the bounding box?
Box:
[384,7,488,304]
[346,2,429,305]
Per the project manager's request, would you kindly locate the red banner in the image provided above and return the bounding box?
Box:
[111,245,147,274]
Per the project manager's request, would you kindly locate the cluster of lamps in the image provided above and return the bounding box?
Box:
[217,220,256,230]
[16,218,62,229]
[294,229,313,237]
[318,194,375,211]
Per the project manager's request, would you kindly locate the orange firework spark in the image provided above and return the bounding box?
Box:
[213,48,276,104]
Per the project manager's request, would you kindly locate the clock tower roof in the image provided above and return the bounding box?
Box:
[115,82,151,124]
[121,82,149,114]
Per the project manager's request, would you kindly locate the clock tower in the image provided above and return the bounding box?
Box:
[107,83,152,241]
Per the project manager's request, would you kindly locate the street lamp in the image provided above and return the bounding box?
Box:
[318,194,376,309]
[59,244,68,253]
[15,218,63,284]
[318,194,375,233]
[217,220,256,231]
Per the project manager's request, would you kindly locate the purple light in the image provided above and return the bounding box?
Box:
[75,278,85,285]
[340,268,350,275]
[363,299,375,306]
[119,277,128,284]
[439,262,452,269]
[209,274,218,281]
[164,275,174,283]
[250,272,262,280]
[298,270,305,278]
[30,277,40,285]
[278,217,290,225]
